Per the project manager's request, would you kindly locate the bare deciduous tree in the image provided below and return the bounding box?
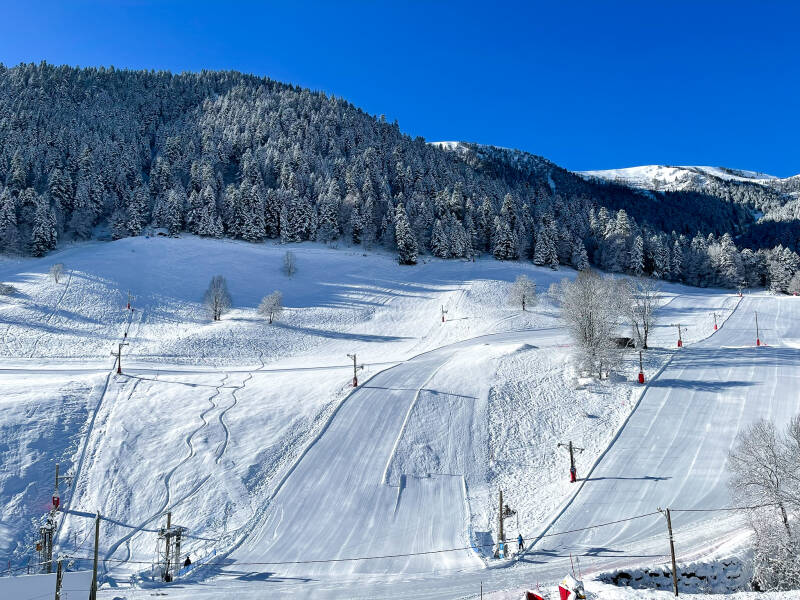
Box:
[258,290,283,324]
[729,419,792,534]
[50,263,64,284]
[204,275,232,321]
[283,251,297,278]
[559,270,622,378]
[509,274,537,311]
[621,279,662,349]
[728,417,800,590]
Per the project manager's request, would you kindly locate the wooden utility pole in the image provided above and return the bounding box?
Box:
[558,441,584,482]
[54,558,63,600]
[660,508,679,597]
[496,489,505,557]
[89,512,100,600]
[347,353,363,387]
[112,342,129,375]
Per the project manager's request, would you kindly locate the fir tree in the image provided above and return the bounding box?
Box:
[394,203,417,265]
[629,235,644,275]
[571,237,589,271]
[0,189,20,254]
[493,216,516,261]
[29,196,57,257]
[430,218,449,258]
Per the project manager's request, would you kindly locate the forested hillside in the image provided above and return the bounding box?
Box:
[1,62,799,292]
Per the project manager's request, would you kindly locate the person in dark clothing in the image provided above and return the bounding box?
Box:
[183,556,191,567]
[517,534,524,552]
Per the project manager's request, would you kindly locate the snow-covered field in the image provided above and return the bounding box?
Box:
[0,236,790,599]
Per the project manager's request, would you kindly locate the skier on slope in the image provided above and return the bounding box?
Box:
[517,534,524,552]
[184,555,191,568]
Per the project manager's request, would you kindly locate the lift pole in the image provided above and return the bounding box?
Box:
[713,313,718,331]
[558,441,585,482]
[755,311,761,346]
[54,558,63,600]
[638,350,645,384]
[52,464,72,511]
[89,512,100,600]
[112,342,130,375]
[347,353,363,387]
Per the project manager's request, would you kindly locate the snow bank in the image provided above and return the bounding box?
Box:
[599,558,748,594]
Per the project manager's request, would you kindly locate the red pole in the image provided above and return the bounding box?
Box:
[755,312,760,346]
[638,351,645,384]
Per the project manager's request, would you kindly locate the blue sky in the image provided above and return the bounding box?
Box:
[2,1,798,176]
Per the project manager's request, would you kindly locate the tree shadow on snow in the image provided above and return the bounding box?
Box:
[647,378,754,391]
[582,475,671,482]
[271,321,412,342]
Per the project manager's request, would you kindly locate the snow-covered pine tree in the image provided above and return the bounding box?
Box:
[717,233,743,287]
[430,218,449,258]
[629,235,644,276]
[48,167,74,217]
[238,180,267,242]
[533,223,557,268]
[316,180,341,243]
[127,185,149,236]
[478,197,494,252]
[110,208,131,240]
[68,180,94,239]
[163,189,185,237]
[394,203,417,265]
[447,213,467,258]
[671,239,684,280]
[571,236,589,271]
[493,216,516,261]
[195,185,223,237]
[29,195,57,256]
[0,189,20,254]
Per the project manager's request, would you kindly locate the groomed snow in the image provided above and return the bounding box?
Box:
[0,236,796,599]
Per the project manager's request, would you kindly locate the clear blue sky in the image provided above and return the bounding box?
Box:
[2,1,799,176]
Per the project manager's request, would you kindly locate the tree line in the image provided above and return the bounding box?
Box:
[1,62,799,292]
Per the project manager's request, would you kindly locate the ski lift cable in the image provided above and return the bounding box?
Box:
[10,502,780,571]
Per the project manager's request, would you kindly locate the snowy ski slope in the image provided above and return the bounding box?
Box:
[0,237,792,599]
[154,297,798,600]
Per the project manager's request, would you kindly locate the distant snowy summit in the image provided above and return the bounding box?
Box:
[579,164,797,194]
[433,141,799,205]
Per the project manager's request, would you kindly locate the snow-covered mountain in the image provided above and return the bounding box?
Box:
[580,164,795,195]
